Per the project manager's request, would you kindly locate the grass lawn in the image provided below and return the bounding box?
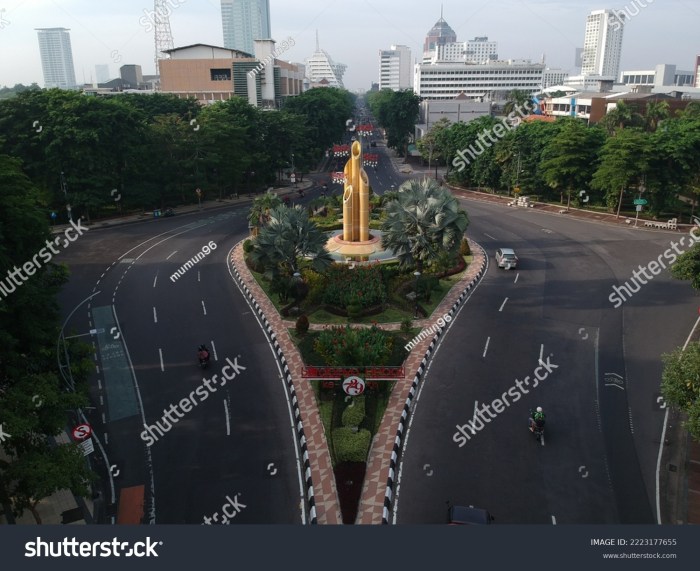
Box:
[420,255,473,317]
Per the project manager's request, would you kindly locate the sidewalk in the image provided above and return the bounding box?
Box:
[51,181,314,234]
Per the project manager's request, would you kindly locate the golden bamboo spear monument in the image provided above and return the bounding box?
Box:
[326,139,387,261]
[342,140,370,241]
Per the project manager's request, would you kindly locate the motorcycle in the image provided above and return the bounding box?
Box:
[198,346,210,369]
[528,411,545,442]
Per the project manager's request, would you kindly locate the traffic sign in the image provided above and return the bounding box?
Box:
[633,198,647,205]
[78,438,94,456]
[196,188,202,195]
[72,424,92,441]
[342,375,366,396]
[635,205,643,212]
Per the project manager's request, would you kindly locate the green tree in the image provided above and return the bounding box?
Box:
[601,100,644,135]
[503,89,530,117]
[644,100,670,133]
[416,117,450,176]
[661,343,700,441]
[249,205,332,279]
[591,128,650,216]
[248,189,283,229]
[381,178,469,271]
[0,154,92,522]
[540,118,604,209]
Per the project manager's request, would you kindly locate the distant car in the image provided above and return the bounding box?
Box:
[370,141,377,147]
[447,505,494,525]
[163,208,175,217]
[495,247,518,269]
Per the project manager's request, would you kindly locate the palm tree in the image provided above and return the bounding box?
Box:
[380,178,469,271]
[503,90,530,117]
[601,100,643,135]
[249,204,332,279]
[247,189,283,233]
[644,100,670,132]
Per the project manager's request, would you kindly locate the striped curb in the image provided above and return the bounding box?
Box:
[229,243,317,524]
[382,240,487,524]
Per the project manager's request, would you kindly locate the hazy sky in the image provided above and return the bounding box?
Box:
[0,0,698,90]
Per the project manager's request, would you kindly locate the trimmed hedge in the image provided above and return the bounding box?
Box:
[332,427,372,463]
[341,395,366,427]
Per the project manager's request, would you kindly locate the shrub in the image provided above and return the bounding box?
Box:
[295,314,310,335]
[314,325,392,366]
[243,239,254,253]
[301,269,326,306]
[341,395,366,427]
[322,264,386,309]
[400,318,413,335]
[332,427,371,463]
[460,238,471,256]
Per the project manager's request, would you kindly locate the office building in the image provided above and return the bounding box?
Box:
[580,9,625,79]
[36,27,77,89]
[379,45,412,90]
[620,64,695,88]
[95,64,111,84]
[221,0,271,55]
[422,12,457,63]
[428,37,498,64]
[305,35,346,89]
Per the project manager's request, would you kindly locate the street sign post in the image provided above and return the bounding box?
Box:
[634,198,648,205]
[72,423,92,441]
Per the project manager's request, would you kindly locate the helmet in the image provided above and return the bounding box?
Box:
[536,407,543,413]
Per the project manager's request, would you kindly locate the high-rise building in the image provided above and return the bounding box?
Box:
[428,37,498,64]
[580,9,626,79]
[221,0,271,55]
[95,64,111,84]
[695,55,700,88]
[36,27,77,89]
[422,11,457,63]
[305,33,346,89]
[379,45,412,90]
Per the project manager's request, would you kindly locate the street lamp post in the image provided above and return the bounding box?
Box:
[292,271,301,313]
[60,171,72,222]
[413,270,421,319]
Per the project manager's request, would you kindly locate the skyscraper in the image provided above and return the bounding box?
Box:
[580,9,626,79]
[95,64,110,84]
[306,32,346,89]
[221,0,271,55]
[379,45,412,90]
[422,9,457,63]
[36,28,77,89]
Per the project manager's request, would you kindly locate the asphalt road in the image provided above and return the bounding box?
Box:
[394,199,697,524]
[56,205,306,523]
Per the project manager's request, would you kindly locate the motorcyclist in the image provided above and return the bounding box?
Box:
[198,344,210,363]
[529,407,545,432]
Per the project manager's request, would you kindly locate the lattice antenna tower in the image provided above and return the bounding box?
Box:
[154,0,175,77]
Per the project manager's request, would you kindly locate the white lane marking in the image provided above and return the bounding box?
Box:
[539,344,544,363]
[99,395,104,406]
[498,298,509,312]
[483,336,490,358]
[223,399,231,436]
[211,340,218,361]
[201,300,207,315]
[484,233,497,240]
[153,307,158,323]
[166,250,178,260]
[97,379,102,390]
[101,412,106,424]
[159,348,164,372]
[104,433,109,445]
[540,433,545,446]
[153,273,158,288]
[514,272,519,284]
[198,270,201,283]
[551,515,556,525]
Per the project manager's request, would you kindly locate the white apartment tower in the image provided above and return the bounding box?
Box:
[220,0,271,55]
[431,37,498,64]
[581,9,626,79]
[379,45,412,90]
[36,28,77,89]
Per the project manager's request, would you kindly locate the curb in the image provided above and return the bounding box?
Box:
[381,240,488,523]
[228,243,318,524]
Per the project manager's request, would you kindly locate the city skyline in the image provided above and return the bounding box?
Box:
[0,1,697,90]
